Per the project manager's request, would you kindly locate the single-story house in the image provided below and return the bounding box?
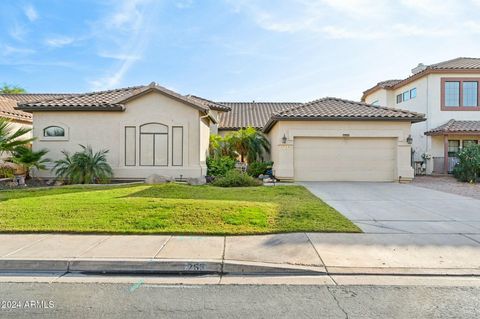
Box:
[16,83,425,182]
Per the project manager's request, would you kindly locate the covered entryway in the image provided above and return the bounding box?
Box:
[294,137,397,181]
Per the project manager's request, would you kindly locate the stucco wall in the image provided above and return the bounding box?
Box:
[364,72,480,173]
[268,120,414,181]
[31,91,209,179]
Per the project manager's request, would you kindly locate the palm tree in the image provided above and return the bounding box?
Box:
[53,145,113,184]
[0,118,35,155]
[0,84,26,94]
[10,146,50,179]
[229,127,270,163]
[209,134,236,159]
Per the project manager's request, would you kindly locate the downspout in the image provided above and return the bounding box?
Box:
[199,113,211,177]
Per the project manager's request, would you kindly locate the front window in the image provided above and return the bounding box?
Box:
[448,140,460,157]
[444,81,460,107]
[463,81,478,107]
[402,91,410,101]
[43,126,65,137]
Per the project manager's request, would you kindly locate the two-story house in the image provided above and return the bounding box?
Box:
[362,57,480,175]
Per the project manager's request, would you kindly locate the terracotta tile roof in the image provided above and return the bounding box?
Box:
[377,79,403,88]
[16,83,211,112]
[0,93,76,103]
[186,95,231,112]
[429,57,480,69]
[263,97,425,132]
[218,102,302,130]
[425,119,480,135]
[362,57,480,101]
[0,97,33,122]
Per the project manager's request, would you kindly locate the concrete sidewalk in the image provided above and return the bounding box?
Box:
[1,233,479,276]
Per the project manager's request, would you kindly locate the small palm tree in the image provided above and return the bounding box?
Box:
[53,145,113,184]
[229,127,270,163]
[209,134,236,159]
[10,146,50,179]
[0,118,35,155]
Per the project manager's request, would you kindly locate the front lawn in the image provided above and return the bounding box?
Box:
[0,183,360,234]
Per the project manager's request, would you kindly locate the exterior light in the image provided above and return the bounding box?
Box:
[406,135,413,145]
[281,134,287,144]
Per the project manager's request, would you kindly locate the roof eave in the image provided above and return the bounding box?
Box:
[263,115,426,133]
[15,105,126,112]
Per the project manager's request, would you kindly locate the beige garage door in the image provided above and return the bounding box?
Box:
[294,137,396,181]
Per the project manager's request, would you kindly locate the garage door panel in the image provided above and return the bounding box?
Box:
[294,137,396,182]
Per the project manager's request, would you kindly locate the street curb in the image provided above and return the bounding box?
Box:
[0,259,325,275]
[1,259,478,276]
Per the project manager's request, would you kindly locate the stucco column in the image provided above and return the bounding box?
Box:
[443,135,449,174]
[273,143,294,180]
[397,141,415,181]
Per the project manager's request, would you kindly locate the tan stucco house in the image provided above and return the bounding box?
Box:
[16,82,424,182]
[362,57,480,175]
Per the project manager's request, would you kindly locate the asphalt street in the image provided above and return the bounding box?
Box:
[0,281,479,318]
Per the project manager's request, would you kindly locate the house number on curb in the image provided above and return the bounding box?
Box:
[185,263,206,271]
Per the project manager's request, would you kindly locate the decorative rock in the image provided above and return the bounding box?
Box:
[54,181,64,186]
[145,174,170,184]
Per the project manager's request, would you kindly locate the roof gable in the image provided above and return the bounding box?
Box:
[362,57,480,101]
[263,97,425,132]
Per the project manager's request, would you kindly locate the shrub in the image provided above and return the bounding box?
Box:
[211,170,262,187]
[10,146,50,179]
[247,161,273,177]
[206,156,236,177]
[53,145,113,184]
[452,144,480,183]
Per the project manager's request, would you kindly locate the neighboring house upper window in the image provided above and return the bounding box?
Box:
[43,126,65,137]
[396,88,417,104]
[410,88,417,99]
[441,78,480,109]
[139,123,168,166]
[444,81,460,107]
[463,81,478,107]
[371,100,379,105]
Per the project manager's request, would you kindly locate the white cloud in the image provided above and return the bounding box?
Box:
[465,21,480,33]
[89,0,159,90]
[175,0,194,9]
[9,22,27,41]
[2,45,35,56]
[45,36,75,48]
[320,0,389,18]
[400,0,458,16]
[23,4,38,22]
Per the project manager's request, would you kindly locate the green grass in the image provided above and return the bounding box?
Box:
[0,183,360,235]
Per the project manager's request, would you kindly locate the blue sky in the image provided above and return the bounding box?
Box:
[1,0,480,101]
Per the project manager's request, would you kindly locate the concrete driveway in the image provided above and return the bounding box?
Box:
[301,182,480,236]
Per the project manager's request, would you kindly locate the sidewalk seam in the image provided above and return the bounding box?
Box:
[77,236,112,258]
[220,236,226,276]
[1,234,50,258]
[153,236,173,259]
[305,233,327,270]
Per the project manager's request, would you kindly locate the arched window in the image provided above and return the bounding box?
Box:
[43,126,65,137]
[139,123,168,166]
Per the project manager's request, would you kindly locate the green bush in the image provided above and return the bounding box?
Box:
[206,156,236,177]
[452,144,480,183]
[211,170,262,187]
[247,161,273,177]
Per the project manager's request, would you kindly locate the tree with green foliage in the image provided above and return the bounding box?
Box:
[209,134,236,159]
[10,146,50,179]
[53,145,113,184]
[0,84,26,94]
[453,144,480,183]
[229,127,270,163]
[0,118,35,156]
